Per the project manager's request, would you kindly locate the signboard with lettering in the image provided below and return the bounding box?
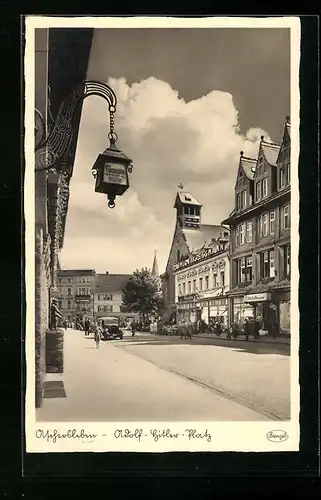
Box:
[244,293,271,303]
[103,162,127,186]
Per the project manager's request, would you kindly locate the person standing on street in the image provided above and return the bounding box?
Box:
[93,322,101,348]
[84,318,90,336]
[243,317,250,341]
[131,321,136,337]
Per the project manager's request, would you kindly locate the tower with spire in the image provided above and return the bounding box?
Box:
[152,250,159,277]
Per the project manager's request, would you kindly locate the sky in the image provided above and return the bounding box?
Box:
[60,27,290,275]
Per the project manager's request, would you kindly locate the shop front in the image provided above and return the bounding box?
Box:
[208,297,228,326]
[243,292,278,334]
[230,295,255,325]
[276,290,290,336]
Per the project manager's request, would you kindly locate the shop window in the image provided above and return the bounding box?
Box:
[283,205,290,230]
[262,178,268,197]
[256,181,261,201]
[269,211,275,234]
[260,250,275,279]
[284,245,291,276]
[246,221,252,243]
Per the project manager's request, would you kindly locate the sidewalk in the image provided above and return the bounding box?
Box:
[192,332,290,345]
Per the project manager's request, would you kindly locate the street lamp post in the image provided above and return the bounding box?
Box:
[35,80,134,209]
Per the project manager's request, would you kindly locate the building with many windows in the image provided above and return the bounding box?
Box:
[222,117,291,335]
[161,190,229,323]
[94,273,139,323]
[57,269,96,321]
[174,238,230,326]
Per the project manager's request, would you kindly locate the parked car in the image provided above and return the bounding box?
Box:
[98,317,124,340]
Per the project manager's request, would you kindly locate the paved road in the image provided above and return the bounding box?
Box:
[36,329,290,422]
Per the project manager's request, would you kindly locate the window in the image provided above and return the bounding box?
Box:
[67,301,71,309]
[213,273,218,287]
[246,221,252,243]
[188,281,191,293]
[237,193,241,210]
[283,205,290,229]
[182,283,186,295]
[193,279,196,292]
[241,190,246,209]
[260,250,275,279]
[199,277,203,291]
[68,278,71,283]
[239,224,245,245]
[177,250,181,262]
[220,271,225,287]
[67,287,71,295]
[286,163,291,184]
[58,301,62,309]
[256,181,261,201]
[235,227,240,247]
[269,211,275,234]
[269,250,275,278]
[284,245,291,276]
[178,284,182,296]
[280,167,285,188]
[103,305,112,312]
[238,256,252,283]
[262,214,268,237]
[262,178,268,197]
[205,276,209,290]
[263,160,267,173]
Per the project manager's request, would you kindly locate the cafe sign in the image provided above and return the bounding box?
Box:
[244,293,271,303]
[103,162,128,186]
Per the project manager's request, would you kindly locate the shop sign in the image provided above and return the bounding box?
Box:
[244,293,271,303]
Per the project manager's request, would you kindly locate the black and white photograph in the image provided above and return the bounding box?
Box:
[25,16,300,452]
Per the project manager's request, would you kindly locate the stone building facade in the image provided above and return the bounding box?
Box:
[222,117,291,335]
[34,27,93,407]
[174,240,230,326]
[161,191,229,323]
[57,269,96,321]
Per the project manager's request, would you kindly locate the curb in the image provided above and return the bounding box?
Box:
[191,334,290,346]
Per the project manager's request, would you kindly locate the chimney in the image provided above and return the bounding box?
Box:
[106,271,109,275]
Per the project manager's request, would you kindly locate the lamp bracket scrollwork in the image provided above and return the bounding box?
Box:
[35,80,119,173]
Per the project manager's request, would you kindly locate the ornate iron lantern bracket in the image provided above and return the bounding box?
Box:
[34,80,130,176]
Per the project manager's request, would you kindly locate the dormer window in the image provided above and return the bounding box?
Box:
[241,190,246,209]
[184,196,192,201]
[262,178,268,198]
[256,181,262,201]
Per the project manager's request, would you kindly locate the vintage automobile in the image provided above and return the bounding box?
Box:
[98,317,124,340]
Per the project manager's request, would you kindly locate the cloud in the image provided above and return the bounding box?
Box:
[60,77,271,273]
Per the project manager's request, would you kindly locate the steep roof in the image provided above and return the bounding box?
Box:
[174,191,202,208]
[58,269,96,276]
[182,224,228,252]
[285,122,291,138]
[240,156,257,180]
[261,141,281,167]
[94,274,131,293]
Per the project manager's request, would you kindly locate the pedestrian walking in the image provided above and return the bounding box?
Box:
[93,323,101,348]
[131,321,136,337]
[84,318,90,336]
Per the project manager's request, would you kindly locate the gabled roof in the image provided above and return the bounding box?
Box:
[182,224,228,252]
[241,156,257,180]
[261,141,281,167]
[94,274,131,293]
[174,191,202,208]
[276,117,291,163]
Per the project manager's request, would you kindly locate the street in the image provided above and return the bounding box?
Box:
[36,329,290,422]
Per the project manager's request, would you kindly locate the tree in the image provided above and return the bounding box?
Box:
[122,268,164,319]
